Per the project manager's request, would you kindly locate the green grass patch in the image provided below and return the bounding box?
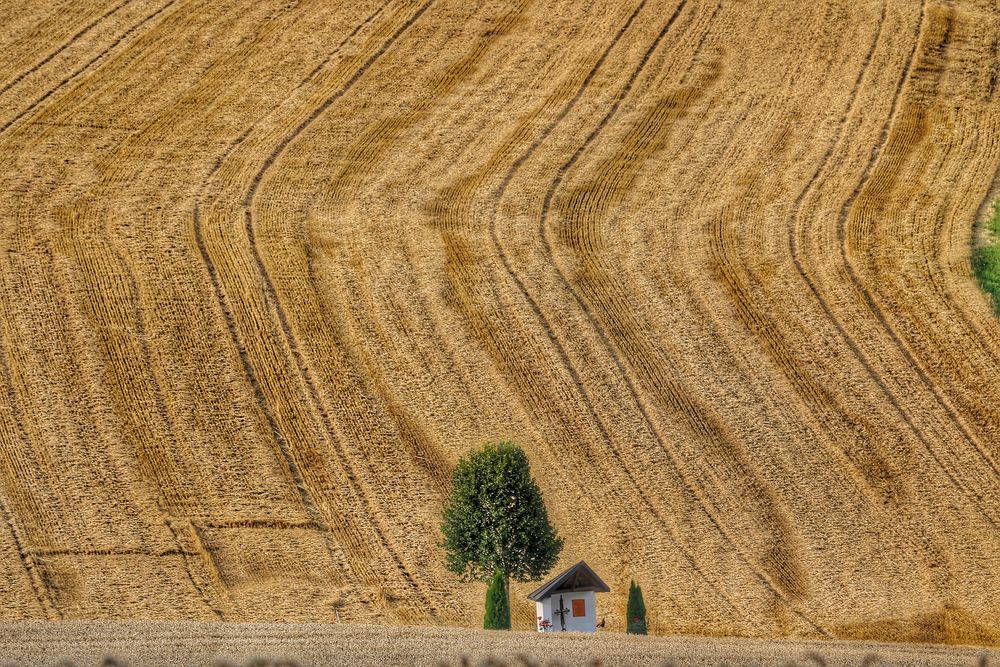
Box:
[974,200,1000,316]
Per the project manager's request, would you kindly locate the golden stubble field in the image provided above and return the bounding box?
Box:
[0,0,999,645]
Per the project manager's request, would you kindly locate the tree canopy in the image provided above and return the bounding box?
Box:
[441,441,563,583]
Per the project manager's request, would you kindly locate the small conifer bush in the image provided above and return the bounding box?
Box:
[484,569,511,630]
[627,580,648,635]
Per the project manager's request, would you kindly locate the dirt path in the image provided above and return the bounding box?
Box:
[0,621,996,667]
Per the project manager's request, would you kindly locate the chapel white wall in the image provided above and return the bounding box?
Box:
[534,591,597,633]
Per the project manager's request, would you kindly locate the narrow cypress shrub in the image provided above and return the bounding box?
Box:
[484,569,511,630]
[627,580,648,635]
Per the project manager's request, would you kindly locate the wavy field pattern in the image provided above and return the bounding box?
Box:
[0,0,999,642]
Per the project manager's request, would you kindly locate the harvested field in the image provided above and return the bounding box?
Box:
[0,0,999,644]
[1,621,999,667]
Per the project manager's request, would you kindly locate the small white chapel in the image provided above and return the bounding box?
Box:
[528,561,610,633]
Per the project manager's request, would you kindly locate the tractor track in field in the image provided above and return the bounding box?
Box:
[428,0,830,631]
[832,6,1000,472]
[186,0,394,608]
[782,1,1000,528]
[102,242,227,620]
[164,520,226,620]
[298,0,533,496]
[0,0,134,100]
[521,0,828,635]
[238,0,439,612]
[193,0,438,615]
[445,0,776,627]
[0,306,61,620]
[0,483,59,620]
[717,0,969,570]
[0,0,179,138]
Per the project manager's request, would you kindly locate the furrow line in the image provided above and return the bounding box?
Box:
[0,490,58,619]
[479,0,753,623]
[652,89,864,505]
[0,0,179,138]
[188,0,393,612]
[201,0,391,186]
[299,2,390,85]
[241,0,436,209]
[199,519,316,530]
[748,0,1000,529]
[989,36,999,99]
[778,3,939,502]
[239,0,438,609]
[523,0,828,633]
[784,0,1000,528]
[191,206,322,532]
[0,308,61,619]
[165,520,225,620]
[0,0,134,99]
[305,0,530,496]
[31,547,191,557]
[836,11,998,471]
[821,4,1000,478]
[105,241,226,619]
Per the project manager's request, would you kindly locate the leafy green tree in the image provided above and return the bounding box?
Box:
[483,569,511,630]
[441,441,563,629]
[627,580,648,634]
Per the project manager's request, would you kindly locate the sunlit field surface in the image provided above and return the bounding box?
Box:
[1,0,999,643]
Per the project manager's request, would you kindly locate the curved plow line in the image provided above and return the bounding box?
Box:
[433,175,643,578]
[240,0,439,613]
[675,0,960,578]
[299,2,390,85]
[0,0,134,100]
[68,202,207,537]
[783,2,1000,530]
[0,462,59,619]
[165,520,227,619]
[836,9,998,473]
[792,4,1000,503]
[433,0,733,621]
[0,299,61,619]
[297,0,529,495]
[192,204,379,610]
[0,0,179,138]
[196,0,440,613]
[950,156,1000,359]
[550,142,829,630]
[522,7,829,637]
[910,120,1000,368]
[779,2,928,500]
[99,236,229,619]
[474,0,766,626]
[203,0,390,183]
[644,87,879,518]
[188,0,394,612]
[45,203,233,618]
[0,253,144,563]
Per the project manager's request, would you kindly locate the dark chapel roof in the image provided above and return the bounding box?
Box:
[527,561,611,602]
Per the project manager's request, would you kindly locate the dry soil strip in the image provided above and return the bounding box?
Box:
[0,621,996,667]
